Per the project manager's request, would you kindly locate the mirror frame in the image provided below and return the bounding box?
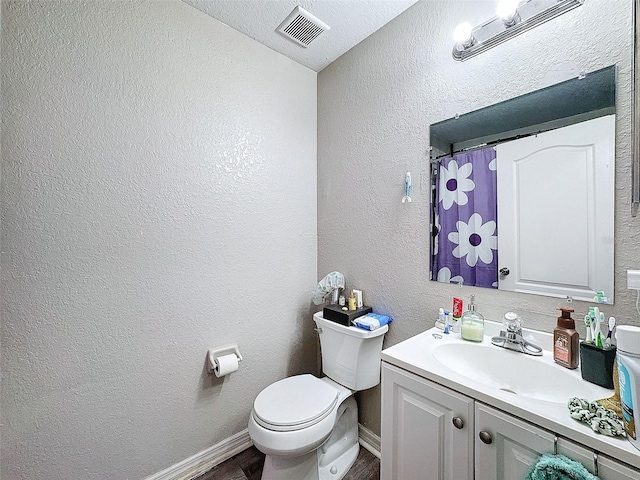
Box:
[634,0,640,215]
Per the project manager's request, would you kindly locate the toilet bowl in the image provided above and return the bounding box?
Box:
[249,376,359,480]
[248,313,388,480]
[248,375,352,457]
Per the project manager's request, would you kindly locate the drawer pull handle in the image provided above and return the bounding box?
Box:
[479,431,493,444]
[452,417,464,429]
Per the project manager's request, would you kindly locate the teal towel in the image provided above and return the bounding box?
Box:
[525,454,599,480]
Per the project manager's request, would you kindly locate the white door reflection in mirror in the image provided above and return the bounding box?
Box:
[496,115,615,303]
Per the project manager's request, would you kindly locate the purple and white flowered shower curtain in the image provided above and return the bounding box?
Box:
[432,147,498,288]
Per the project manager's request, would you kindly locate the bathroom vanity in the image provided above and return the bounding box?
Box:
[380,323,640,479]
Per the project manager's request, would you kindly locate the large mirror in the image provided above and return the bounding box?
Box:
[429,66,616,304]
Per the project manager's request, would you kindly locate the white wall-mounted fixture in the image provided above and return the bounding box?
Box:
[276,6,330,48]
[207,344,243,377]
[630,269,640,319]
[452,0,585,61]
[628,270,640,290]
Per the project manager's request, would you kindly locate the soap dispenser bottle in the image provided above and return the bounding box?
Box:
[461,294,485,342]
[554,307,579,369]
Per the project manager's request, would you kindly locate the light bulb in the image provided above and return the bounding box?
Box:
[453,22,473,45]
[496,0,520,26]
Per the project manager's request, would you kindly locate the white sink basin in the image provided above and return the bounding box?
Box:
[431,341,608,404]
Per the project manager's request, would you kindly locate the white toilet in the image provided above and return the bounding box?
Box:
[248,311,388,480]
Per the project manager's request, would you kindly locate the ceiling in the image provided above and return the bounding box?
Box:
[182,0,420,72]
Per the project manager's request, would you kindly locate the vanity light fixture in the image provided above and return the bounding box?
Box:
[452,0,585,61]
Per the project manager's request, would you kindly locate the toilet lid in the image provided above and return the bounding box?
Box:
[253,375,339,432]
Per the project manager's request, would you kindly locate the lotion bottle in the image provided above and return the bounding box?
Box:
[348,292,356,311]
[554,307,579,369]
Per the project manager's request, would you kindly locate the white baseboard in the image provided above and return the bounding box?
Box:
[144,424,380,480]
[358,423,381,459]
[143,429,253,480]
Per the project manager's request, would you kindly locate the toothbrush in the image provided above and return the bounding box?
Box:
[443,310,451,334]
[598,312,606,348]
[587,307,596,341]
[593,308,603,347]
[401,172,412,203]
[584,315,593,344]
[606,316,616,347]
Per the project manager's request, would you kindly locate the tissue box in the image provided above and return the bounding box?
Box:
[580,342,617,389]
[322,305,372,326]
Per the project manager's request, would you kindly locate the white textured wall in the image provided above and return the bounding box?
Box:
[1,1,317,479]
[318,0,637,434]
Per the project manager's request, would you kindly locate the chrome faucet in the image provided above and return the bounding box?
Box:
[491,312,542,356]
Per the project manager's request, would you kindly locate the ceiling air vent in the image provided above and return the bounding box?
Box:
[276,6,330,48]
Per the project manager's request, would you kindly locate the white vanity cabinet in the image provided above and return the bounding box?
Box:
[381,362,640,480]
[381,363,474,480]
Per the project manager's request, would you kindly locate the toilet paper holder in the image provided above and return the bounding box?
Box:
[207,344,243,374]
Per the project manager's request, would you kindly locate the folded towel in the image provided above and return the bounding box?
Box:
[525,454,599,480]
[567,397,625,437]
[353,313,392,331]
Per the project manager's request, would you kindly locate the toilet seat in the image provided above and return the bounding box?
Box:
[253,375,339,432]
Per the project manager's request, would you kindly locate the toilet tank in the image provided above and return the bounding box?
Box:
[313,312,388,391]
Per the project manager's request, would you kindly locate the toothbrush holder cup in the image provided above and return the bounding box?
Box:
[579,342,617,389]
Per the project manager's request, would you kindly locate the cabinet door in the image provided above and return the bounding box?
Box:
[598,454,640,480]
[475,403,555,479]
[381,363,474,480]
[556,437,597,475]
[558,436,640,479]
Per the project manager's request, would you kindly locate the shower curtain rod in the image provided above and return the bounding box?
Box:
[430,128,550,162]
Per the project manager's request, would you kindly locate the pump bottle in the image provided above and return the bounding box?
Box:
[460,295,484,342]
[554,307,579,369]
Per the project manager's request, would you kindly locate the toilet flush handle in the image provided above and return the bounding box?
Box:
[314,327,323,334]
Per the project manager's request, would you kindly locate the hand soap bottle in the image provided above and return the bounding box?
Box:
[554,307,579,369]
[461,294,485,342]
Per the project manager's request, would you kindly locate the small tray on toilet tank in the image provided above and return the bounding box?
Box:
[322,305,372,326]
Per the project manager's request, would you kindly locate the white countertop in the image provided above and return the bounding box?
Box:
[381,322,640,469]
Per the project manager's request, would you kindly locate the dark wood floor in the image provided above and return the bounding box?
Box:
[196,445,380,480]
